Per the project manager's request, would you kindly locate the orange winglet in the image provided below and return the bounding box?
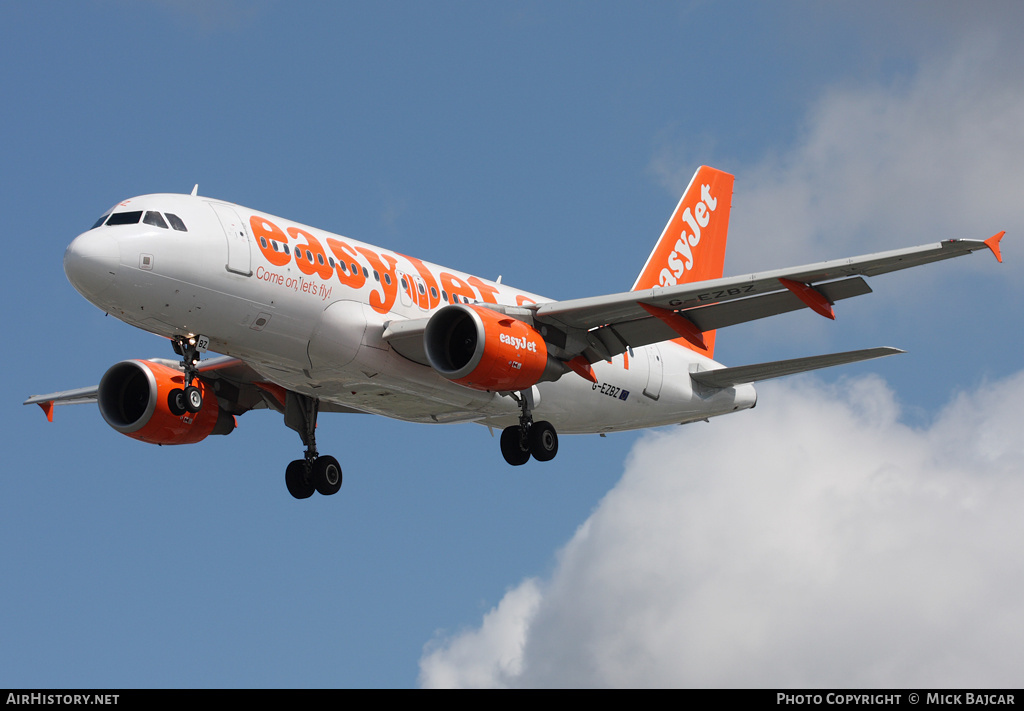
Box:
[778,278,835,320]
[566,356,598,384]
[37,401,54,423]
[985,231,1005,263]
[639,303,707,351]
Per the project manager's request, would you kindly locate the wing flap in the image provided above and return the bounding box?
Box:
[583,277,872,359]
[689,276,871,330]
[689,347,904,389]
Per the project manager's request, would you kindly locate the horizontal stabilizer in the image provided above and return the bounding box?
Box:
[690,347,904,389]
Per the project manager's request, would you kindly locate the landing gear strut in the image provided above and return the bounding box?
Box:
[167,335,208,416]
[283,392,342,499]
[499,389,558,466]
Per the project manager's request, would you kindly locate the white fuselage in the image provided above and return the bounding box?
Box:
[64,193,756,434]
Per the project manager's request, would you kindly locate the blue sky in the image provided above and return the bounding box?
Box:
[3,1,1023,688]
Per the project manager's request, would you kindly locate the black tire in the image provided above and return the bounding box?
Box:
[500,426,531,466]
[529,421,558,462]
[285,460,315,499]
[184,385,203,413]
[313,455,343,496]
[167,388,187,417]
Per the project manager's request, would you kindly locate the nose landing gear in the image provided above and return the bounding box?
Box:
[167,335,208,416]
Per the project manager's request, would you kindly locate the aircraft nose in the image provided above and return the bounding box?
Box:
[64,229,120,301]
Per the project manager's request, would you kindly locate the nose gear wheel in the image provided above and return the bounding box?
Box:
[169,335,208,413]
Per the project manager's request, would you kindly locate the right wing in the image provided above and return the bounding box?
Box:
[381,235,1003,368]
[531,234,1003,362]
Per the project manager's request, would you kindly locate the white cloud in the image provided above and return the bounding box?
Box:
[420,28,1024,689]
[419,579,541,688]
[419,371,1024,687]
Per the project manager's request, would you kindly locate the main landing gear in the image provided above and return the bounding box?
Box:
[167,335,208,416]
[283,392,342,500]
[499,390,558,466]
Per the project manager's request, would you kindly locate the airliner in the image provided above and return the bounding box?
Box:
[25,167,1003,499]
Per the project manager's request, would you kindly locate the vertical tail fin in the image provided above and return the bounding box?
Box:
[631,166,734,358]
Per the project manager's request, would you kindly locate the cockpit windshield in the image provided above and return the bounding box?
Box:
[143,211,168,229]
[91,211,111,230]
[165,213,187,232]
[95,210,188,232]
[106,211,143,226]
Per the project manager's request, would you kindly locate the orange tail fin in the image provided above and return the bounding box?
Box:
[631,166,734,358]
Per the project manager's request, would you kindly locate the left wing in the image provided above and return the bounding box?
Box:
[24,386,99,422]
[23,355,366,421]
[24,355,268,421]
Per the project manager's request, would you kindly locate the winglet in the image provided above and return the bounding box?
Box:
[984,231,1004,263]
[36,400,54,423]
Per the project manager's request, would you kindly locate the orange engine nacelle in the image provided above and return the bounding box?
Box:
[97,359,235,445]
[424,304,563,391]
